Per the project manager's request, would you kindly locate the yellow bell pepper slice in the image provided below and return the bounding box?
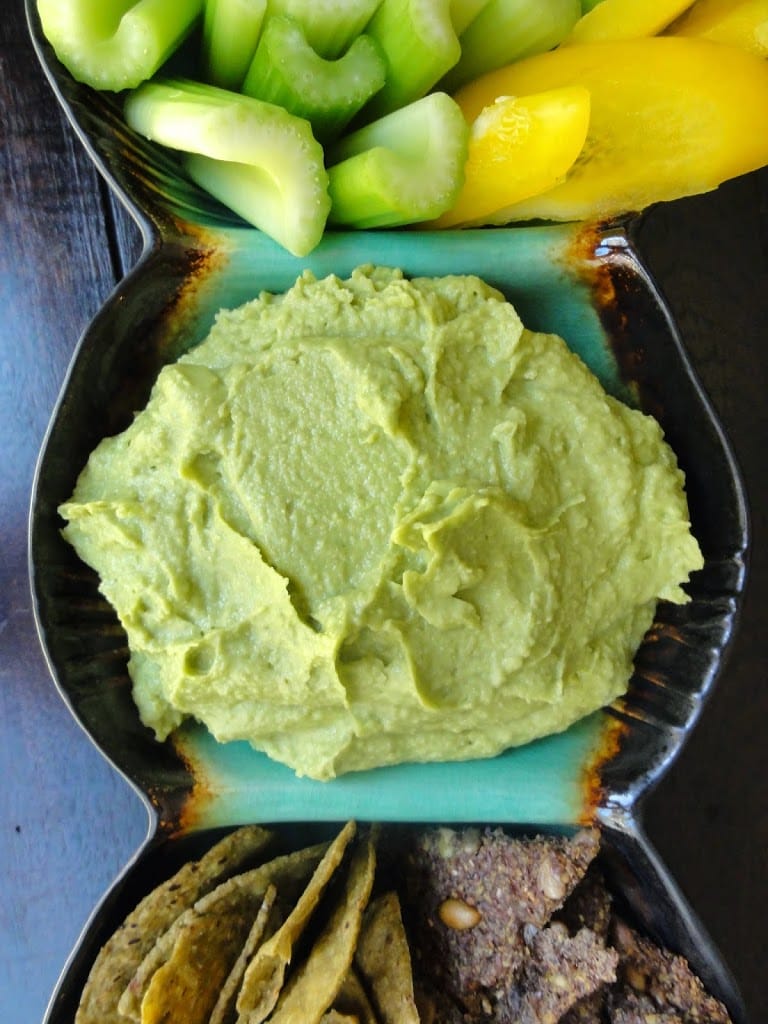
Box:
[431,86,590,227]
[563,0,696,44]
[453,36,768,223]
[667,0,768,58]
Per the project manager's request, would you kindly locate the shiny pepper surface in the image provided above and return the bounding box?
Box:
[453,35,768,223]
[563,0,695,44]
[668,0,768,58]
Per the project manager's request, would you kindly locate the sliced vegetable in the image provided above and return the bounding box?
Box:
[441,0,580,93]
[267,0,382,58]
[668,0,768,58]
[449,0,492,33]
[327,92,468,228]
[124,78,330,255]
[432,86,590,228]
[563,0,695,44]
[36,0,204,92]
[364,0,461,116]
[201,0,266,90]
[453,36,768,223]
[38,0,768,252]
[242,16,386,141]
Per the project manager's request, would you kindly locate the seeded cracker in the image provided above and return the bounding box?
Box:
[75,825,273,1024]
[405,827,600,1015]
[608,989,687,1023]
[119,843,327,1021]
[557,868,615,1022]
[560,995,607,1023]
[557,866,613,939]
[73,821,736,1024]
[236,821,357,1024]
[499,923,618,1023]
[607,919,733,1023]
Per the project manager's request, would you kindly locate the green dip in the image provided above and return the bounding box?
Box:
[60,267,703,779]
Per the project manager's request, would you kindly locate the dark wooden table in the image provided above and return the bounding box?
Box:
[2,6,766,1022]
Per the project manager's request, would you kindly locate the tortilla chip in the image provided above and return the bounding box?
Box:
[355,891,420,1024]
[120,843,328,1021]
[320,1013,359,1024]
[139,883,270,1024]
[75,825,273,1024]
[332,969,379,1024]
[209,886,279,1024]
[236,821,356,1024]
[266,837,376,1024]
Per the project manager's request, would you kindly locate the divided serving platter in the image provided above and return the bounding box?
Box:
[26,4,750,1021]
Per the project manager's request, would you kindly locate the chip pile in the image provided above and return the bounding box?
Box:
[75,822,734,1024]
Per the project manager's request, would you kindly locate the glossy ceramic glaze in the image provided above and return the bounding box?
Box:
[26,3,749,1021]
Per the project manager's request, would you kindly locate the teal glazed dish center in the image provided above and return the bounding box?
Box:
[55,227,706,806]
[30,202,746,829]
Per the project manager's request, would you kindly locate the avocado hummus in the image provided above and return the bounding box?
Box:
[59,267,703,779]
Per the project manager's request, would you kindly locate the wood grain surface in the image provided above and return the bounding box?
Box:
[1,4,765,1022]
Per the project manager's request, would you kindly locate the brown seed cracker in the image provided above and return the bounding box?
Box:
[607,987,686,1023]
[405,827,600,1013]
[609,918,732,1023]
[498,923,617,1023]
[557,866,613,940]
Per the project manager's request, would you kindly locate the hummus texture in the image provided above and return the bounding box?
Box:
[60,267,703,779]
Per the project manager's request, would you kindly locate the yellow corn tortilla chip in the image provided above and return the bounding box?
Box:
[139,881,272,1024]
[355,891,420,1024]
[332,969,379,1024]
[266,838,376,1024]
[209,885,279,1024]
[236,821,357,1024]
[75,825,273,1024]
[120,843,327,1021]
[321,1013,359,1024]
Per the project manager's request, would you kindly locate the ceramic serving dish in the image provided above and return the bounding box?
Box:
[26,4,749,1022]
